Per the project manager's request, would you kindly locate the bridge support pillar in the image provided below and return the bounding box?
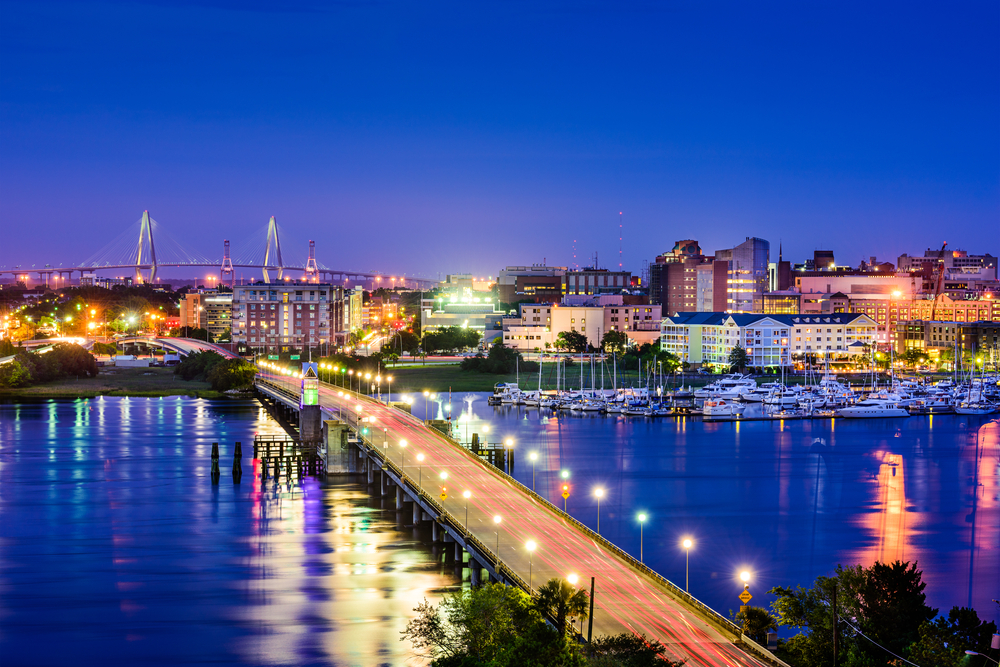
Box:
[367,464,374,485]
[381,471,390,496]
[469,558,482,586]
[412,501,421,525]
[431,521,440,542]
[396,485,404,508]
[455,542,463,562]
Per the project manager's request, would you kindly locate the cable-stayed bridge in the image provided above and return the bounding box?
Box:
[2,211,435,288]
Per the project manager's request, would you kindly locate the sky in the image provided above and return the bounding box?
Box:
[1,0,998,280]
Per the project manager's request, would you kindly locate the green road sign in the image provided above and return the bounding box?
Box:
[290,355,301,360]
[267,355,279,360]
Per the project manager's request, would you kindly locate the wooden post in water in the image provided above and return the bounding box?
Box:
[211,443,220,483]
[233,442,243,484]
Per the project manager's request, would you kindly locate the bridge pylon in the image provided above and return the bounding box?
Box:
[221,239,234,287]
[263,216,284,283]
[135,210,158,284]
[305,240,319,282]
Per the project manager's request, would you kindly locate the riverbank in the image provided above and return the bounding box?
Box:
[0,367,224,399]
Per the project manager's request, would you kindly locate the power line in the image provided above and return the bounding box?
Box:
[839,618,924,667]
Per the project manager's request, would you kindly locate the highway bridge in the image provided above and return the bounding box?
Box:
[2,211,435,288]
[255,370,788,667]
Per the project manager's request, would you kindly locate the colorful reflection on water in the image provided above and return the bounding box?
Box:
[0,397,459,666]
[422,393,1000,624]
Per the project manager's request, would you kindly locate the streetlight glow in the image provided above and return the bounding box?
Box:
[740,571,751,583]
[567,573,579,586]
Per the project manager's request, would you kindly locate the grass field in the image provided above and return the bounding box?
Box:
[0,367,223,399]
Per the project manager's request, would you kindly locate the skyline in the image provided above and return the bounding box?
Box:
[2,1,998,276]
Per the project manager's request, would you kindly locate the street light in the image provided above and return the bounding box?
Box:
[567,573,578,586]
[504,438,514,475]
[682,537,693,592]
[387,375,393,404]
[462,490,471,530]
[416,453,425,490]
[493,515,502,567]
[423,390,430,420]
[526,540,537,591]
[529,451,538,491]
[965,651,1000,665]
[637,513,647,563]
[399,439,407,470]
[593,487,605,534]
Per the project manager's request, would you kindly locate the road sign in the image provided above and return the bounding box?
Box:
[739,590,753,604]
[290,355,300,360]
[562,484,570,499]
[267,355,279,360]
[440,487,448,500]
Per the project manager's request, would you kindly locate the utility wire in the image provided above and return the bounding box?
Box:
[838,618,924,667]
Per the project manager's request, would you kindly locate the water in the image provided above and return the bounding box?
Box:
[0,397,459,666]
[418,392,1000,624]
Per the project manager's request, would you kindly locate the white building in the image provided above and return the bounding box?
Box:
[501,296,661,351]
[660,312,877,369]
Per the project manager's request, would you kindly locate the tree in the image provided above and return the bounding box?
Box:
[770,560,937,667]
[728,343,749,373]
[400,583,585,667]
[206,358,256,391]
[461,339,536,375]
[588,632,685,667]
[0,360,32,387]
[174,351,226,381]
[169,326,210,341]
[735,606,777,644]
[0,339,18,357]
[555,330,588,353]
[534,577,590,637]
[601,330,628,354]
[907,607,997,667]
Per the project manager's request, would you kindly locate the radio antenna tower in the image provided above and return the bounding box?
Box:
[221,239,234,287]
[619,211,623,271]
[305,240,319,282]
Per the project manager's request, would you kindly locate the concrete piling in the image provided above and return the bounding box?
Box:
[211,442,220,483]
[233,442,242,484]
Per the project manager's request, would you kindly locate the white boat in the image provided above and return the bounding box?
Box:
[837,399,909,418]
[694,375,757,399]
[954,402,997,415]
[493,383,522,404]
[703,399,746,417]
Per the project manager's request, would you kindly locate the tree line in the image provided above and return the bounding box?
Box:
[0,342,98,388]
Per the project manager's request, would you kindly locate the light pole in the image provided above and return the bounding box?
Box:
[439,471,448,498]
[365,373,371,397]
[493,515,502,567]
[594,487,605,534]
[638,513,647,563]
[526,540,536,591]
[682,537,693,592]
[416,453,425,491]
[463,490,471,530]
[504,438,514,475]
[387,375,393,404]
[529,451,538,491]
[561,469,570,513]
[423,390,430,420]
[348,369,354,394]
[965,652,1000,665]
[399,439,407,470]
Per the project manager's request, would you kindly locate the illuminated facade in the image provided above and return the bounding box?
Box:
[232,283,344,352]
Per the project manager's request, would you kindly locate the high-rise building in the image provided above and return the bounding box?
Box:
[724,237,770,313]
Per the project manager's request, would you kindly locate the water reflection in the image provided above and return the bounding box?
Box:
[398,392,1000,625]
[0,398,459,666]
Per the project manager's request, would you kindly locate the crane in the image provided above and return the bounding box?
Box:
[930,241,949,321]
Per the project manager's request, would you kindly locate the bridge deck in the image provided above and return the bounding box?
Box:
[257,372,784,667]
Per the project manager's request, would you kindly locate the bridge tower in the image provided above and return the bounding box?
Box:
[305,240,319,282]
[262,216,284,283]
[135,210,158,284]
[221,240,234,287]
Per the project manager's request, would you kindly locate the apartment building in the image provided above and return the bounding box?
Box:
[501,296,661,351]
[660,312,876,369]
[179,289,233,342]
[231,283,345,352]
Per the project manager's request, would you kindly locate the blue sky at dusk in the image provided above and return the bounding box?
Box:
[1,1,997,279]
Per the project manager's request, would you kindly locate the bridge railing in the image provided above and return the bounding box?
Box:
[254,374,789,667]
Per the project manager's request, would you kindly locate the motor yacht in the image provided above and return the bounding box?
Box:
[837,399,909,418]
